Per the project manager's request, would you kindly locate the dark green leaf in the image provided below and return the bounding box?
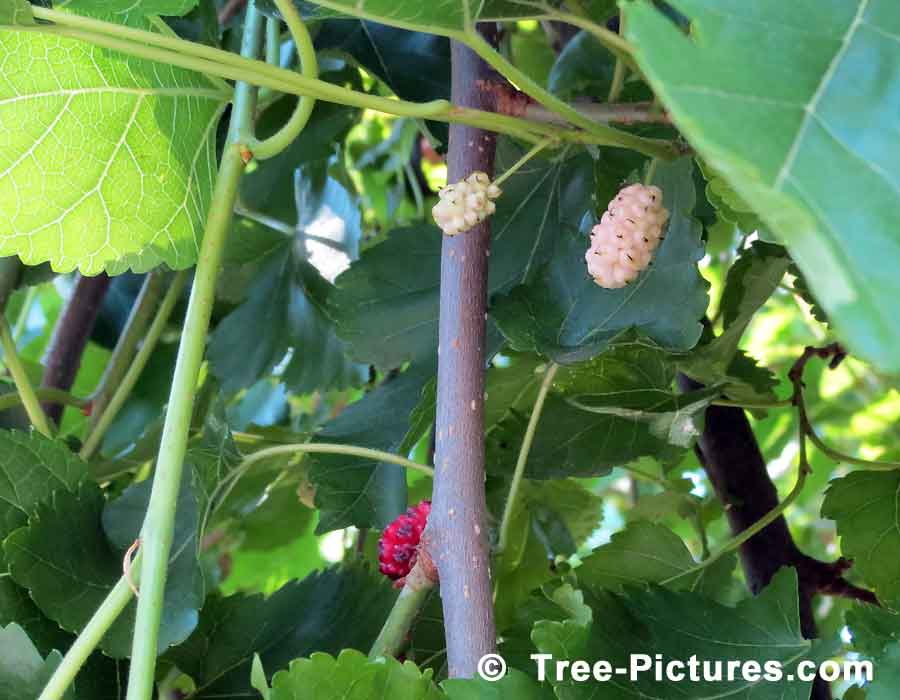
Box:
[534,568,826,699]
[625,0,900,373]
[5,479,202,657]
[0,623,67,700]
[168,563,397,698]
[0,578,71,656]
[679,241,788,401]
[576,520,730,594]
[270,649,443,700]
[0,430,87,547]
[309,366,433,532]
[549,31,616,100]
[822,470,900,606]
[487,338,715,478]
[208,240,366,395]
[492,157,707,363]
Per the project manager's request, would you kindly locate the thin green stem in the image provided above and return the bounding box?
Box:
[804,414,900,470]
[201,443,434,539]
[466,33,675,159]
[607,14,626,102]
[496,363,559,555]
[257,15,281,103]
[547,9,634,57]
[0,316,52,437]
[12,285,38,340]
[643,156,659,185]
[369,575,434,660]
[19,9,677,154]
[38,563,139,700]
[710,397,793,410]
[80,272,189,461]
[0,388,87,413]
[247,0,318,159]
[89,271,168,432]
[492,137,555,187]
[661,414,811,586]
[124,7,262,699]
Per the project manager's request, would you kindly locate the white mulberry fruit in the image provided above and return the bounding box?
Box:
[432,171,502,236]
[585,183,669,289]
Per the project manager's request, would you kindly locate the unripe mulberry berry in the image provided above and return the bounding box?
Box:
[378,500,431,581]
[432,172,502,236]
[585,183,669,289]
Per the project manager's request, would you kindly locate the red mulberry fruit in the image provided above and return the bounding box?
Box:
[378,501,431,581]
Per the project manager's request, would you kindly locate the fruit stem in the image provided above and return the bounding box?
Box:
[368,558,437,660]
[0,315,53,437]
[492,137,556,187]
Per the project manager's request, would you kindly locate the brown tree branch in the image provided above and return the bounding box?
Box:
[41,273,111,424]
[422,30,498,679]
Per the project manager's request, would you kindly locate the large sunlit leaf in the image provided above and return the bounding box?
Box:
[62,1,200,16]
[625,0,900,373]
[492,157,708,364]
[0,21,228,274]
[0,0,32,24]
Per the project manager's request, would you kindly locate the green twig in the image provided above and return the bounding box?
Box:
[38,570,139,700]
[369,560,436,660]
[88,271,168,432]
[0,387,87,413]
[201,442,434,539]
[247,0,317,159]
[80,272,189,461]
[124,7,264,699]
[496,362,559,555]
[21,7,677,155]
[607,14,626,102]
[12,285,38,340]
[492,137,556,187]
[0,316,52,437]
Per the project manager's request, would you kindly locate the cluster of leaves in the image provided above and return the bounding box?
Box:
[1,0,899,699]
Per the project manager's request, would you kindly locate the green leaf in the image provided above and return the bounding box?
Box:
[271,649,443,700]
[309,365,432,532]
[534,568,824,700]
[822,470,900,605]
[0,577,71,655]
[487,338,716,478]
[625,0,900,373]
[442,668,554,700]
[63,1,199,16]
[492,157,707,363]
[0,430,87,548]
[0,623,68,700]
[576,520,723,594]
[331,144,594,369]
[0,20,227,274]
[167,563,397,698]
[0,0,32,25]
[522,479,602,556]
[314,20,450,117]
[208,240,366,395]
[4,479,202,657]
[548,31,616,100]
[679,241,788,401]
[292,0,544,35]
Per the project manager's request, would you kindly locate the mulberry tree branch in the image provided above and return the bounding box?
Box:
[41,273,111,425]
[422,28,499,679]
